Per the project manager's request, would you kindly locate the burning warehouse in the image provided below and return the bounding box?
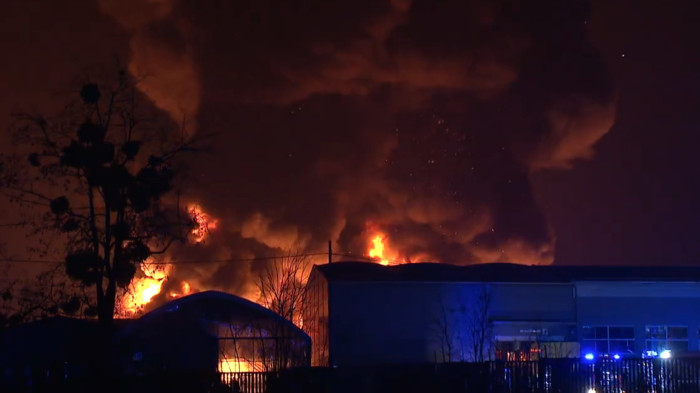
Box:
[1,291,309,391]
[116,291,310,374]
[304,262,700,366]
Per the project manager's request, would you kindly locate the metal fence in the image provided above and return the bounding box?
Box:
[220,372,269,393]
[4,359,700,393]
[491,358,700,392]
[265,358,700,393]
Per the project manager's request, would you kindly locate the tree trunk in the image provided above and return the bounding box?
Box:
[100,278,116,325]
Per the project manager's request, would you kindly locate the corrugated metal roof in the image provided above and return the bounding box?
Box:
[314,262,700,283]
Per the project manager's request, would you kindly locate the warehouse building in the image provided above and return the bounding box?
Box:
[303,262,700,366]
[117,290,311,374]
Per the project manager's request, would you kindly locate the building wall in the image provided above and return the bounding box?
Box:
[325,281,575,366]
[328,282,484,366]
[490,283,575,322]
[312,278,700,366]
[303,269,329,366]
[575,281,700,355]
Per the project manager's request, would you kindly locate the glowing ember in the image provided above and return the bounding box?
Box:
[368,233,391,266]
[189,204,218,243]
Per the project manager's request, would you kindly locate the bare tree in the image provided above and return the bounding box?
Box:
[466,284,493,362]
[431,293,456,363]
[0,67,199,325]
[302,269,329,366]
[430,286,493,363]
[254,252,312,372]
[540,341,576,359]
[256,252,310,327]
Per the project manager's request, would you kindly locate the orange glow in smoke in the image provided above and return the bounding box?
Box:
[189,204,218,243]
[368,233,391,266]
[169,281,192,298]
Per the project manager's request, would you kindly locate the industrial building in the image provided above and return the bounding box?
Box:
[117,290,311,374]
[1,291,310,391]
[303,262,700,366]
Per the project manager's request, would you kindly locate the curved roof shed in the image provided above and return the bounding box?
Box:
[118,291,310,373]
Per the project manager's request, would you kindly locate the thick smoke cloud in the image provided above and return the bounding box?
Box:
[97,0,200,129]
[97,0,616,297]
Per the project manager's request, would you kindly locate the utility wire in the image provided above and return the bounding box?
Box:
[0,252,387,265]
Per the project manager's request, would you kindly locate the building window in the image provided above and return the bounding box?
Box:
[645,326,688,352]
[581,326,634,355]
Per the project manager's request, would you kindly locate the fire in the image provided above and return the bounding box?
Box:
[119,203,218,316]
[169,281,192,298]
[365,227,430,265]
[218,358,264,373]
[189,204,218,243]
[368,233,391,266]
[121,262,171,315]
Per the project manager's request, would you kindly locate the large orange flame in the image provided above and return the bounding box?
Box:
[368,234,390,265]
[368,232,399,265]
[119,203,217,316]
[121,262,171,315]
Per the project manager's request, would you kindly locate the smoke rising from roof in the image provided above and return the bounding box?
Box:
[97,0,615,295]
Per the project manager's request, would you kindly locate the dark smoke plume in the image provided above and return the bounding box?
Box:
[97,0,615,298]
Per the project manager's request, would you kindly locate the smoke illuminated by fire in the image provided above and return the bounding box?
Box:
[55,0,618,312]
[169,281,191,298]
[189,204,218,244]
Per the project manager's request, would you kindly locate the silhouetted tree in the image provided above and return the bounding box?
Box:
[256,253,311,370]
[432,293,456,362]
[431,285,493,363]
[1,68,198,325]
[0,265,95,330]
[467,284,493,362]
[257,252,310,327]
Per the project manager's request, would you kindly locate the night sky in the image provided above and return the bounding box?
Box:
[0,0,698,296]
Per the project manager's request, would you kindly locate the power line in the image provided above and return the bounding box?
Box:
[0,258,63,264]
[148,253,333,265]
[0,252,384,265]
